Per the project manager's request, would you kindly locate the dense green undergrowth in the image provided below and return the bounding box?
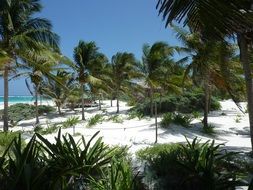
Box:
[0,103,55,122]
[131,90,221,116]
[137,138,247,190]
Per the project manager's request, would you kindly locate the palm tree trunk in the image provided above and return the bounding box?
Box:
[238,34,253,150]
[159,90,162,114]
[150,87,154,117]
[116,96,119,113]
[203,79,209,128]
[57,104,62,115]
[80,83,85,120]
[111,98,113,107]
[35,85,39,124]
[3,65,9,132]
[99,94,101,110]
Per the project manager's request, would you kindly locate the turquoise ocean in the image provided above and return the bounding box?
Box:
[0,96,50,104]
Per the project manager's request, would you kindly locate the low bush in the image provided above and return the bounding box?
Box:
[34,124,59,135]
[108,115,124,123]
[131,89,221,116]
[160,112,193,128]
[137,138,242,190]
[62,116,80,128]
[202,124,216,136]
[160,113,174,128]
[127,110,144,120]
[87,114,104,127]
[0,103,55,122]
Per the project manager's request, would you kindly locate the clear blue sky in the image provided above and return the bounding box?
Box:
[0,0,181,95]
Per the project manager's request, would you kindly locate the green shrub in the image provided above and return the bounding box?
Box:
[160,112,192,128]
[62,116,80,128]
[131,89,221,116]
[192,111,201,118]
[37,105,56,114]
[34,124,59,135]
[127,111,144,120]
[173,113,192,127]
[202,124,216,135]
[137,138,241,190]
[87,114,104,127]
[160,113,174,128]
[0,103,55,122]
[108,115,124,123]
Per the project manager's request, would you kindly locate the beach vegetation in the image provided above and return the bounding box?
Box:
[0,103,55,122]
[107,115,124,123]
[127,110,144,120]
[0,0,59,131]
[161,112,192,128]
[137,137,242,189]
[87,114,104,127]
[202,124,216,136]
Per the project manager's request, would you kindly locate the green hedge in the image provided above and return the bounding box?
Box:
[0,103,56,122]
[131,90,221,116]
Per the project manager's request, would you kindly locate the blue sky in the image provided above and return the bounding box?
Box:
[0,0,181,95]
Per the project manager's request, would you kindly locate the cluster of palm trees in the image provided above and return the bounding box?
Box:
[0,0,252,150]
[156,0,253,151]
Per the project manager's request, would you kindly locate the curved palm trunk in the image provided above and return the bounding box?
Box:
[35,85,39,124]
[238,34,253,150]
[3,65,9,132]
[80,83,85,120]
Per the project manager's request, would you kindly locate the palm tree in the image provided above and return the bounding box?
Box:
[0,0,59,131]
[176,28,243,127]
[12,51,65,124]
[137,42,174,117]
[73,41,105,120]
[111,52,137,113]
[156,0,253,149]
[41,71,74,115]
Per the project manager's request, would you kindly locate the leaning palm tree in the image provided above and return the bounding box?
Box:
[73,41,105,120]
[137,42,174,117]
[0,0,59,131]
[111,52,138,113]
[176,28,243,127]
[12,51,65,123]
[156,0,253,151]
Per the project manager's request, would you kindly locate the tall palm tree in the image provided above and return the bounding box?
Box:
[0,0,59,131]
[156,0,253,149]
[73,41,104,120]
[138,42,174,117]
[111,52,137,113]
[12,51,65,124]
[176,28,243,127]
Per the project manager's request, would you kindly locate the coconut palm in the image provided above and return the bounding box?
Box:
[0,0,59,131]
[111,52,138,113]
[137,42,175,117]
[73,41,105,120]
[41,71,74,115]
[156,0,253,149]
[175,27,243,127]
[12,51,66,123]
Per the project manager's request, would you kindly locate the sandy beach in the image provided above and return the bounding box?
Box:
[0,99,251,154]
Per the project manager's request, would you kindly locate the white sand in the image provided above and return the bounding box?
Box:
[0,99,251,153]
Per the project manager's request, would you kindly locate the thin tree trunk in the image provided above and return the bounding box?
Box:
[111,98,113,107]
[116,96,119,113]
[57,104,62,115]
[80,83,85,120]
[3,65,9,132]
[99,94,101,110]
[150,88,154,117]
[159,90,162,114]
[35,85,39,124]
[238,34,253,150]
[203,79,209,128]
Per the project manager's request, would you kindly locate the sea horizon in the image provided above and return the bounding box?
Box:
[0,95,50,104]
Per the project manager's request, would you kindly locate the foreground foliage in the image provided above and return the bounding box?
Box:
[0,130,139,190]
[137,138,243,190]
